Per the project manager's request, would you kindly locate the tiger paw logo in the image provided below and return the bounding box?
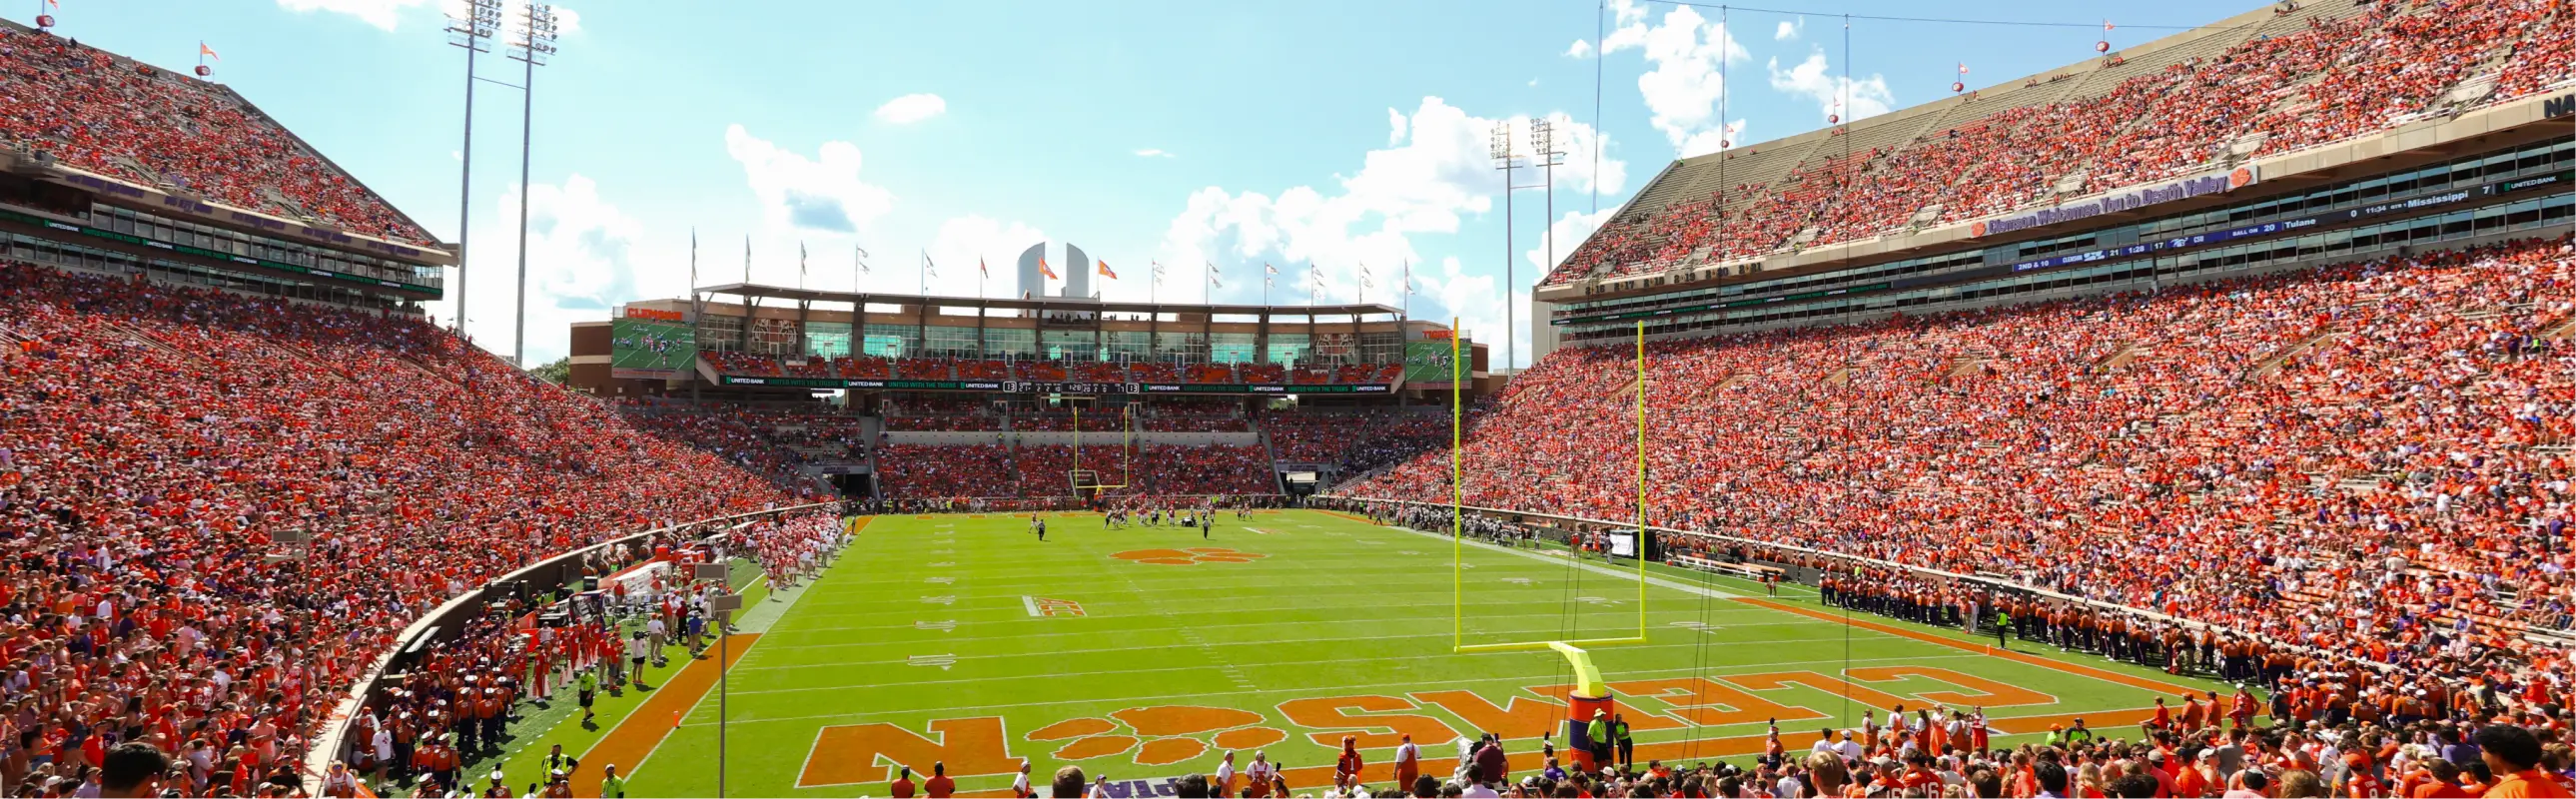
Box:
[1112,547,1268,566]
[1028,706,1289,766]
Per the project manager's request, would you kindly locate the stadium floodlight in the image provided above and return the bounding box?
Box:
[447,0,504,341]
[507,1,562,368]
[1529,119,1566,382]
[1490,121,1519,376]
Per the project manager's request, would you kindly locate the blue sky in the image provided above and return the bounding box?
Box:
[60,0,2260,366]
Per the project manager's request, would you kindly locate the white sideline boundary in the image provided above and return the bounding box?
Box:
[1374,520,1752,601]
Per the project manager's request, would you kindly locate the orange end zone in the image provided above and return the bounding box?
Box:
[572,633,762,798]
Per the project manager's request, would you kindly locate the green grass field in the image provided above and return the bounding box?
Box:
[541,510,2223,797]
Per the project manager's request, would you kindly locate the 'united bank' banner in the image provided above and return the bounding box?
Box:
[1973,166,2256,238]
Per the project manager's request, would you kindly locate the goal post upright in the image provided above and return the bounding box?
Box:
[1636,320,1647,635]
[1450,317,1463,653]
[1068,400,1132,492]
[1448,320,1656,654]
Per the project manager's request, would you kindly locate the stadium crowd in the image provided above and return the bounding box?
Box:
[613,400,843,495]
[1351,237,2576,757]
[0,260,797,795]
[1545,0,2574,287]
[0,27,434,247]
[320,511,842,798]
[1266,409,1448,475]
[1043,691,2572,797]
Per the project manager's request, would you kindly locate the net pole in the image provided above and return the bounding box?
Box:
[1636,321,1647,636]
[1450,320,1464,652]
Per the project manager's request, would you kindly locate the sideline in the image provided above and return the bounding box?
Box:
[1345,510,2210,697]
[570,632,764,797]
[1349,511,1750,600]
[1738,597,2207,696]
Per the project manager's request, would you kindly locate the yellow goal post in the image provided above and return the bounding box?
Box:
[1450,320,1651,653]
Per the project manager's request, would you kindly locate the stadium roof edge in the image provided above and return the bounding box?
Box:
[0,18,448,264]
[694,282,1408,318]
[1654,0,2290,178]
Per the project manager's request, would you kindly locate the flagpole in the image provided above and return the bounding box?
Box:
[1401,260,1411,324]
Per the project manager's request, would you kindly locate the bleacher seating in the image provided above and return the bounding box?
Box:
[1264,408,1445,473]
[0,26,433,246]
[878,443,1017,498]
[0,260,792,793]
[1356,237,2576,667]
[1545,0,2571,287]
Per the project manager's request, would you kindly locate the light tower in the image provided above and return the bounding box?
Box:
[507,1,560,368]
[1530,117,1565,374]
[447,0,503,339]
[1489,121,1519,373]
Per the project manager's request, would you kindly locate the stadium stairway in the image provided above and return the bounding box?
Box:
[100,319,208,366]
[1253,418,1303,495]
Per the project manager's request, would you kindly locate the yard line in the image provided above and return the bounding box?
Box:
[695,653,1990,726]
[771,590,1746,621]
[717,630,1918,693]
[732,625,1896,671]
[754,608,1796,647]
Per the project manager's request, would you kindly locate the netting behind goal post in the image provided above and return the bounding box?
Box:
[1450,319,1650,654]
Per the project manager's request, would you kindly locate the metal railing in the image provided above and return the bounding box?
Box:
[299,501,840,793]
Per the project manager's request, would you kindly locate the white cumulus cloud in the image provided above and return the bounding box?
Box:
[1149,98,1623,368]
[921,216,1048,299]
[873,93,948,124]
[1599,0,1752,157]
[724,124,896,235]
[1525,208,1616,275]
[1565,39,1594,58]
[434,174,656,365]
[1767,50,1895,121]
[1134,149,1175,159]
[1422,256,1531,371]
[281,0,432,30]
[1775,18,1804,40]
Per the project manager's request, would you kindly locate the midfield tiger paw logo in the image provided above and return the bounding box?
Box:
[1028,706,1290,766]
[1111,547,1268,566]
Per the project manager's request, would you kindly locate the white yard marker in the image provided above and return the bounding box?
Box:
[915,620,958,632]
[908,653,957,670]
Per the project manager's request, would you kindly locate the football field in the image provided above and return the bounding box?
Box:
[544,509,2226,797]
